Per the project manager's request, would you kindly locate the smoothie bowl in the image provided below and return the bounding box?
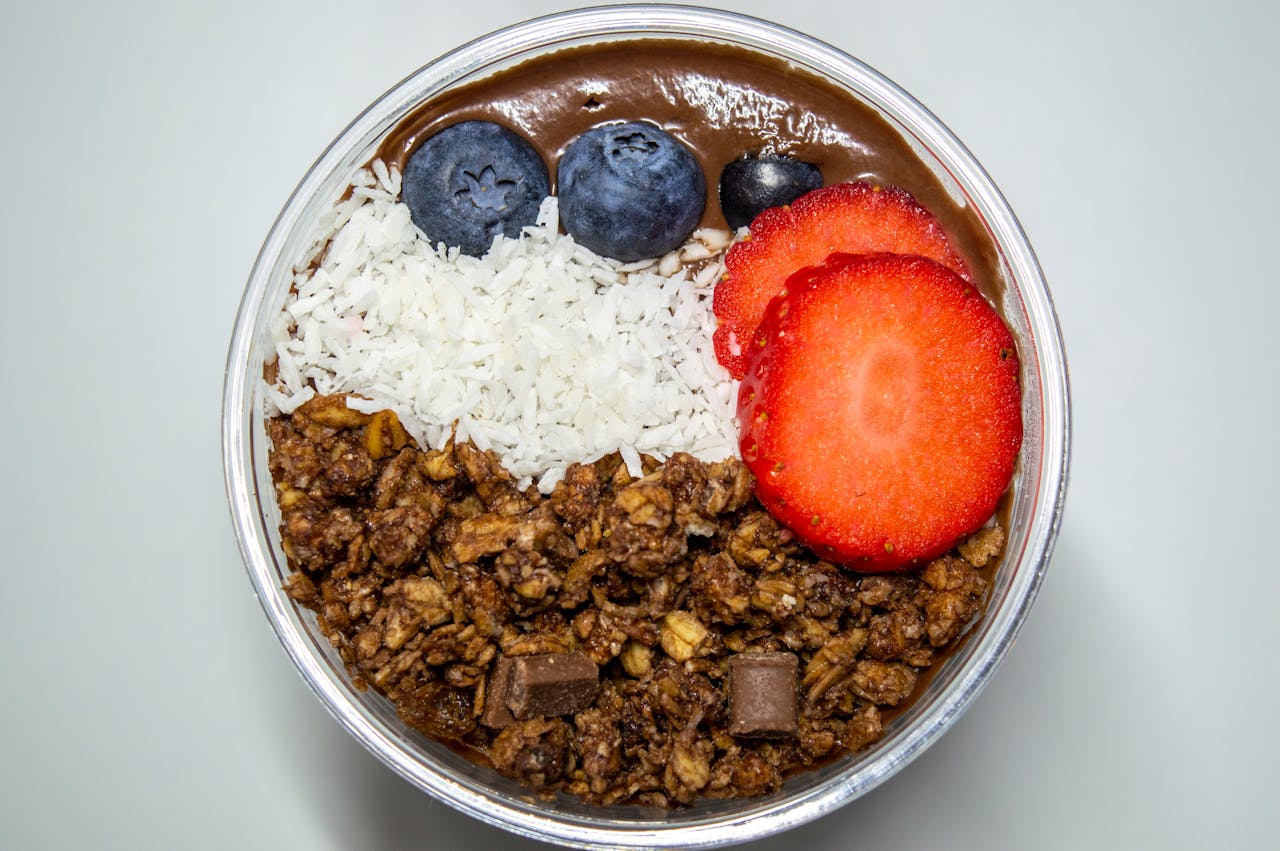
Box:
[223,5,1070,847]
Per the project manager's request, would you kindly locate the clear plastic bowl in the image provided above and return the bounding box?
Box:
[223,4,1070,847]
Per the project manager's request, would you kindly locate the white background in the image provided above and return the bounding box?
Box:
[3,0,1276,848]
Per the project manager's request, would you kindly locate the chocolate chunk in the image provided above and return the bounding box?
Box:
[480,656,516,728]
[505,653,599,720]
[728,651,798,738]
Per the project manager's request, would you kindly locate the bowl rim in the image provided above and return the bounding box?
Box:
[223,4,1071,847]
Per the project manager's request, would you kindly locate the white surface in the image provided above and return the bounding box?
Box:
[2,0,1275,848]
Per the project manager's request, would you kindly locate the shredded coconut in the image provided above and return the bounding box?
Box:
[267,162,740,493]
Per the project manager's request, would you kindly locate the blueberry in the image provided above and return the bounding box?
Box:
[557,121,706,262]
[719,154,823,230]
[401,121,550,257]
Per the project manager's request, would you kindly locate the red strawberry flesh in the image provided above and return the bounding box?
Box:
[714,182,969,379]
[737,253,1021,570]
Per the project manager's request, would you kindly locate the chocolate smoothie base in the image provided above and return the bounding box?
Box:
[376,38,1004,304]
[268,37,1019,805]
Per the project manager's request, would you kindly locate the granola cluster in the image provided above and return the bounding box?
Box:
[268,395,999,805]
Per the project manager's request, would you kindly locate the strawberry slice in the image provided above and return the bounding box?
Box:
[737,253,1021,571]
[714,182,969,379]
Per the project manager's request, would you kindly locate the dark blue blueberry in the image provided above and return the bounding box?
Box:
[557,121,706,262]
[719,154,823,230]
[401,121,550,257]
